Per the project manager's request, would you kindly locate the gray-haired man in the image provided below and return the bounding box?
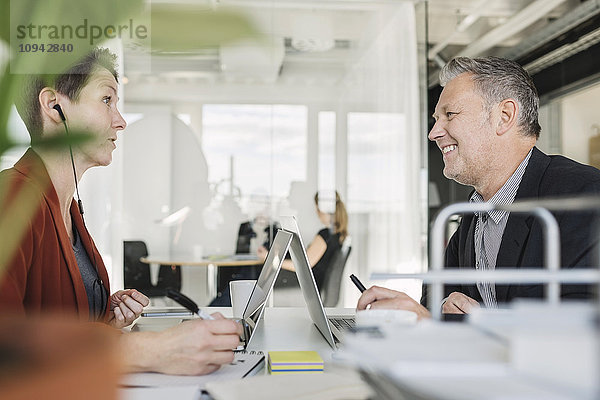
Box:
[358,56,600,317]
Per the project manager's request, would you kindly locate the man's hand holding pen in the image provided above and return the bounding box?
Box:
[356,285,432,321]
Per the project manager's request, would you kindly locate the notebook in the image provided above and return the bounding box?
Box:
[120,351,265,388]
[280,216,355,349]
[268,351,324,374]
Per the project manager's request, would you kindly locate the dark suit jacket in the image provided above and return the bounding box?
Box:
[423,147,600,307]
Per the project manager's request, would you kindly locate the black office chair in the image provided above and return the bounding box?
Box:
[218,221,280,295]
[235,221,256,254]
[210,222,265,306]
[320,240,352,307]
[123,240,181,297]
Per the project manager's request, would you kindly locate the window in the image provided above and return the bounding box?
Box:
[318,111,336,194]
[202,104,307,215]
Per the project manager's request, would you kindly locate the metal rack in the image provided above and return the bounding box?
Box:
[372,196,600,320]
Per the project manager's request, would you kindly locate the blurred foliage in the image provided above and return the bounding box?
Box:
[0,0,260,279]
[151,6,261,51]
[0,0,145,277]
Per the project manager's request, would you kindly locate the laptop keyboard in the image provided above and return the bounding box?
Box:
[329,317,355,331]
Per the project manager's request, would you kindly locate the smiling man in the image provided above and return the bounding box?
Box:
[358,56,600,317]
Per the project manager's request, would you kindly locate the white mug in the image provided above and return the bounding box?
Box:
[193,244,204,259]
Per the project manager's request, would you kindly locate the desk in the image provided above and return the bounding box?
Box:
[128,304,599,400]
[133,306,347,361]
[125,307,358,400]
[141,255,261,300]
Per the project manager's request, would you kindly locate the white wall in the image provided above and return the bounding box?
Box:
[121,106,217,305]
[121,105,173,253]
[560,82,600,164]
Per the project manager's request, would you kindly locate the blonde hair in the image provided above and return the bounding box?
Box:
[315,191,348,244]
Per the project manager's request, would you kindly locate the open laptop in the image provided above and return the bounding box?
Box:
[280,216,354,349]
[239,229,293,349]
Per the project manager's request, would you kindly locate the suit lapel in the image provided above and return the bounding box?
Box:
[463,214,476,266]
[495,215,532,301]
[16,149,91,320]
[462,214,480,300]
[495,147,550,302]
[48,197,91,320]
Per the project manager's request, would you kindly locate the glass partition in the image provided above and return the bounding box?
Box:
[115,1,427,306]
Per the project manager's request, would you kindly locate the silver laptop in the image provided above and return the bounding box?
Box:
[280,216,354,349]
[239,229,293,349]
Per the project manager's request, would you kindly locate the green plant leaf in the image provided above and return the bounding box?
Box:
[1,0,145,281]
[32,131,94,149]
[0,67,23,151]
[151,7,262,51]
[0,0,10,44]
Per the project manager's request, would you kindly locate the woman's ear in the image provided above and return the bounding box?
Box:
[39,87,64,125]
[496,98,518,136]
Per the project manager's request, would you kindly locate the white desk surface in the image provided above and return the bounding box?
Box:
[247,307,353,361]
[124,306,596,400]
[132,306,354,362]
[123,307,357,400]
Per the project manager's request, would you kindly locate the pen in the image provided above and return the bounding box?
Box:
[166,288,215,320]
[349,274,367,293]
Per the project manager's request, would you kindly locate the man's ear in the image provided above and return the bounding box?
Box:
[496,98,518,136]
[39,88,64,124]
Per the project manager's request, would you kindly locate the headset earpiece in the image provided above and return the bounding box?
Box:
[53,104,66,121]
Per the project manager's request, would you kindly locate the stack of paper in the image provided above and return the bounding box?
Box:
[268,351,324,375]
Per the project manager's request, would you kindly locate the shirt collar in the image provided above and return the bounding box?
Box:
[470,148,533,223]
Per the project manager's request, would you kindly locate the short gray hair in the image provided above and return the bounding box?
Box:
[439,56,541,138]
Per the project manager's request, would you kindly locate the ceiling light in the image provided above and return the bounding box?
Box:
[290,38,335,52]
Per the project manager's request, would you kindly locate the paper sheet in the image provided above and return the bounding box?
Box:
[205,368,373,400]
[119,386,200,400]
[121,352,264,388]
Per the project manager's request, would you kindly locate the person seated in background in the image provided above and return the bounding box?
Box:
[261,190,349,293]
[0,47,241,375]
[358,56,600,319]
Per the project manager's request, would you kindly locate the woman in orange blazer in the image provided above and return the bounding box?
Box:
[0,48,242,375]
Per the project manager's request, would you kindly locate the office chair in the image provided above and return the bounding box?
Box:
[123,240,181,297]
[235,221,256,254]
[221,221,279,294]
[320,239,352,307]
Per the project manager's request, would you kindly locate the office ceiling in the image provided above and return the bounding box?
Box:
[124,0,600,102]
[426,0,600,87]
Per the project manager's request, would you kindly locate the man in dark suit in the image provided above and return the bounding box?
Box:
[357,56,600,318]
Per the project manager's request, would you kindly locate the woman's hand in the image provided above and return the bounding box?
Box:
[107,289,150,329]
[121,313,242,375]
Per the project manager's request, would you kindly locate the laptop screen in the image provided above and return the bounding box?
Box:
[280,216,338,349]
[241,229,292,347]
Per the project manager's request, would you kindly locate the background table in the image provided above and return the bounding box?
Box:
[140,255,261,300]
